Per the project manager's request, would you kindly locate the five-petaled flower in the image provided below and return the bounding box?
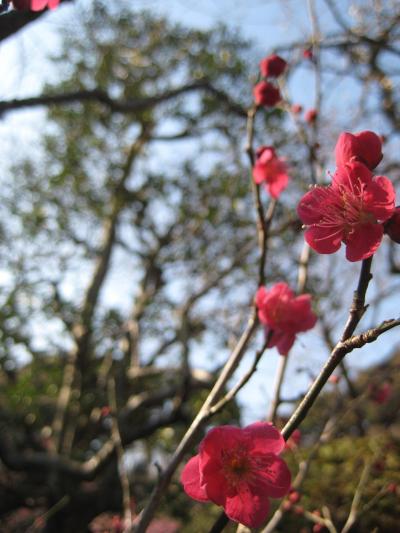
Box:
[12,0,59,10]
[297,160,395,261]
[335,130,383,170]
[255,282,317,355]
[260,54,287,78]
[253,81,281,107]
[253,146,290,198]
[181,422,291,528]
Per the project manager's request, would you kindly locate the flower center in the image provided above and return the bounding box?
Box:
[221,447,253,486]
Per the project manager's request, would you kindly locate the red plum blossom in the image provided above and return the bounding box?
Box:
[253,146,290,198]
[181,423,291,528]
[297,160,395,261]
[255,282,317,355]
[305,109,318,123]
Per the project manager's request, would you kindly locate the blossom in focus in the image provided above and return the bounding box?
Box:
[181,422,291,528]
[335,130,383,170]
[12,0,59,10]
[305,108,318,123]
[260,54,287,78]
[255,283,317,355]
[253,81,281,107]
[384,206,400,244]
[297,161,395,261]
[253,146,289,198]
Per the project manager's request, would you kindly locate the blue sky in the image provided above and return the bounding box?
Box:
[0,0,398,423]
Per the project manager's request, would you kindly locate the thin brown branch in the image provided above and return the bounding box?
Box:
[108,376,132,532]
[0,80,246,118]
[341,458,373,533]
[282,258,400,441]
[52,127,151,452]
[132,311,258,532]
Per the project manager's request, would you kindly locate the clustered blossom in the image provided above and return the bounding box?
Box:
[253,146,290,198]
[12,0,59,10]
[253,53,286,108]
[181,422,291,528]
[255,282,317,355]
[298,130,396,261]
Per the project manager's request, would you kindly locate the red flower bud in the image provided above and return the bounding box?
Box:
[305,109,318,123]
[303,48,313,60]
[260,54,287,78]
[291,104,303,114]
[253,81,281,107]
[387,483,398,494]
[335,130,383,170]
[288,490,301,503]
[282,500,292,511]
[384,206,400,244]
[368,382,392,405]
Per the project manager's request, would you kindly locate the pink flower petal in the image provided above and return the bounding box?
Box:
[267,172,289,199]
[254,454,292,498]
[297,187,329,225]
[304,225,343,254]
[332,161,373,192]
[180,456,209,502]
[272,330,296,355]
[224,484,270,528]
[335,131,382,170]
[200,426,244,500]
[283,295,317,333]
[364,176,395,221]
[244,422,286,455]
[345,223,383,261]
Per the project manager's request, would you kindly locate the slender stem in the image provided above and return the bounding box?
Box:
[133,314,258,532]
[282,257,373,440]
[208,512,229,533]
[267,355,288,423]
[108,376,133,531]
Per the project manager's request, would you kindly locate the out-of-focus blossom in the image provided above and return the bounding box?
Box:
[253,146,289,198]
[260,54,287,78]
[253,81,281,107]
[255,283,317,355]
[305,108,318,123]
